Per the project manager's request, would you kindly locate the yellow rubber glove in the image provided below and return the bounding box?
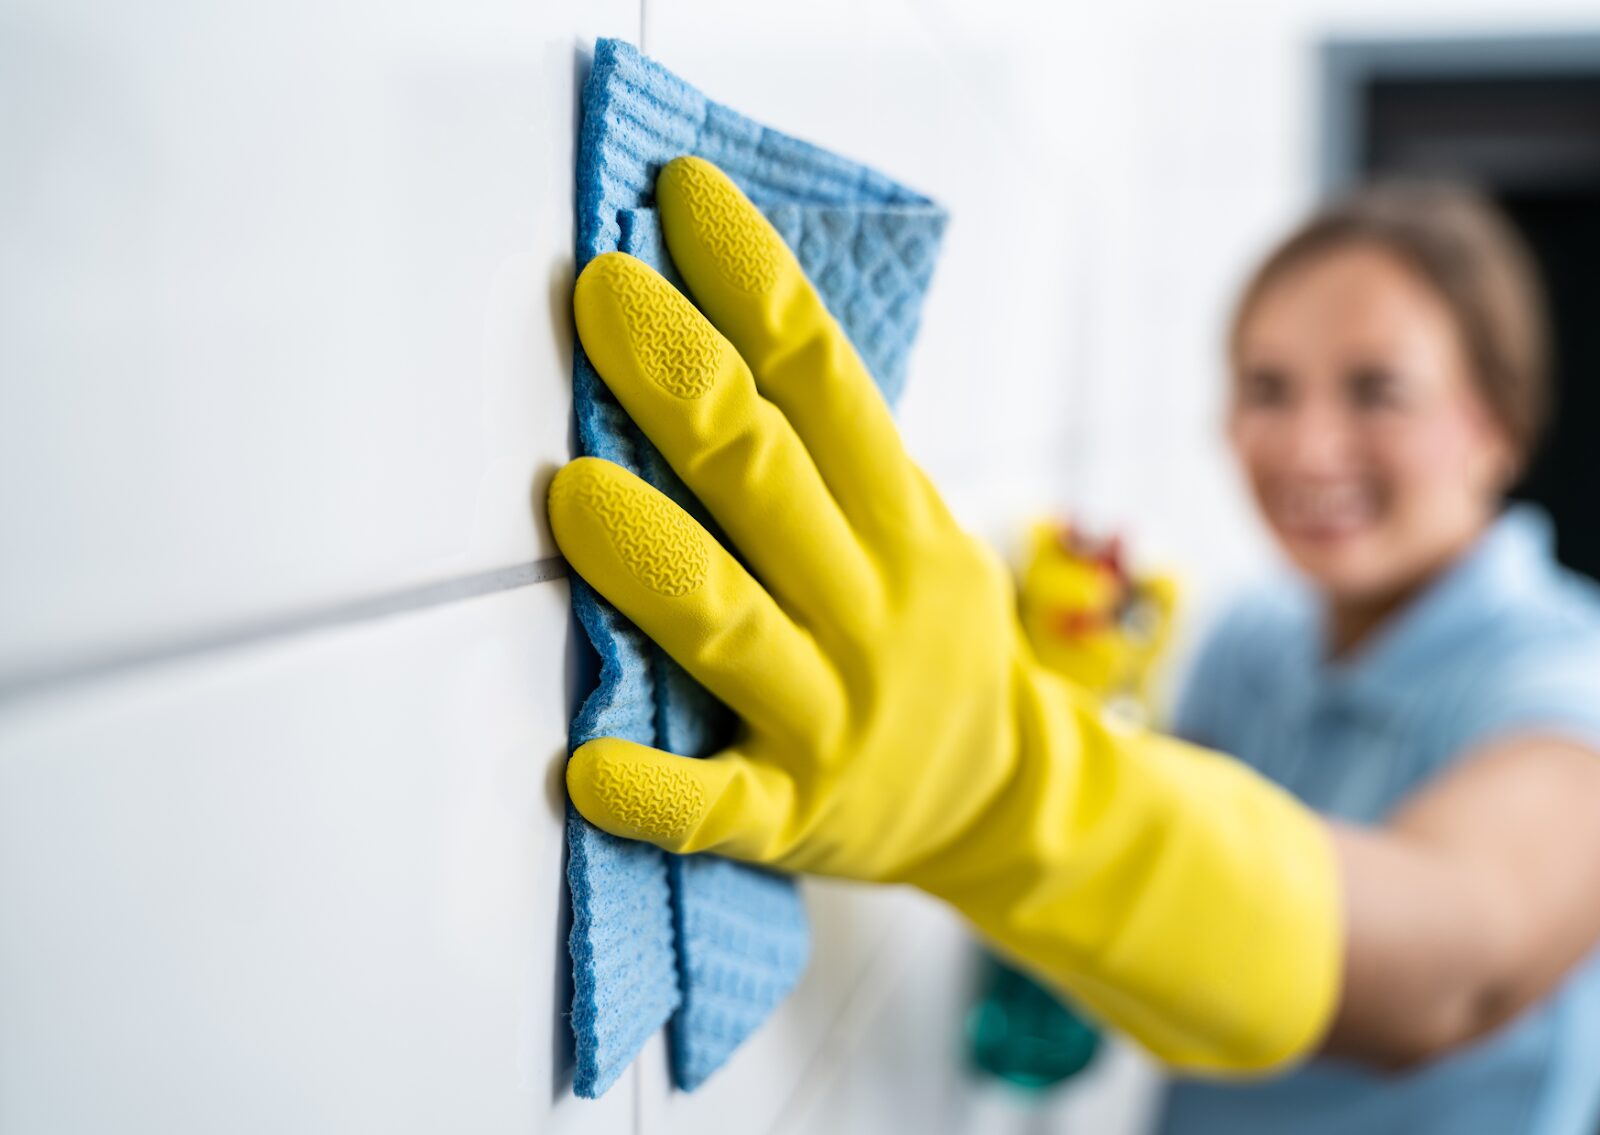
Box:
[549,156,1341,1073]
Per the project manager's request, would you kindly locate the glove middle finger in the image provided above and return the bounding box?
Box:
[575,251,884,639]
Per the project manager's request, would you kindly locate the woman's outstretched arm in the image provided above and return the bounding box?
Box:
[1326,734,1600,1067]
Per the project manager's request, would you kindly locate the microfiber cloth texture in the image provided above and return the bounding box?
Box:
[567,37,948,1098]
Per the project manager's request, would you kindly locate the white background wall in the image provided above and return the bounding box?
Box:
[4,1,1598,1132]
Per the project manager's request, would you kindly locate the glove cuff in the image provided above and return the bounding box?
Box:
[911,665,1344,1074]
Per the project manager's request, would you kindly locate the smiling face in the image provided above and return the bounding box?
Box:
[1228,241,1516,603]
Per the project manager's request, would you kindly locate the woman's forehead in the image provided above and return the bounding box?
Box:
[1238,247,1463,360]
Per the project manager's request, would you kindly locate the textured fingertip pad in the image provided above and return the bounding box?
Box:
[570,741,708,847]
[578,253,721,400]
[659,157,782,293]
[549,460,710,597]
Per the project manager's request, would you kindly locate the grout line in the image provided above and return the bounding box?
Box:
[767,896,913,1135]
[0,555,569,709]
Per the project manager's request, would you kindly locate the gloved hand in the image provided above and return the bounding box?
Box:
[549,156,1341,1072]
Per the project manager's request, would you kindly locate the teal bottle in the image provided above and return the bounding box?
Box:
[966,951,1101,1090]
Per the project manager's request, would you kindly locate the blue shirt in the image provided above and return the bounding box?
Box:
[1160,505,1600,1135]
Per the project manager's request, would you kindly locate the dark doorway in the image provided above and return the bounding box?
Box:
[1323,36,1600,582]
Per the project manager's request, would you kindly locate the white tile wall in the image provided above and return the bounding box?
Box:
[0,582,634,1135]
[638,884,915,1135]
[0,3,641,1132]
[0,0,636,684]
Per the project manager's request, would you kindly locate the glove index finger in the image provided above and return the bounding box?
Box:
[548,457,843,744]
[657,156,928,540]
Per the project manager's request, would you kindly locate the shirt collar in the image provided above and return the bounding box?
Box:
[1280,504,1556,707]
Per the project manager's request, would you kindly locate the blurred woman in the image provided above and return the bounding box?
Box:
[1160,184,1600,1134]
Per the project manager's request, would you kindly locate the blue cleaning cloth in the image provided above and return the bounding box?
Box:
[567,37,947,1098]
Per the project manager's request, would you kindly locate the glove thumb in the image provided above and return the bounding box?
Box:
[567,738,797,862]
